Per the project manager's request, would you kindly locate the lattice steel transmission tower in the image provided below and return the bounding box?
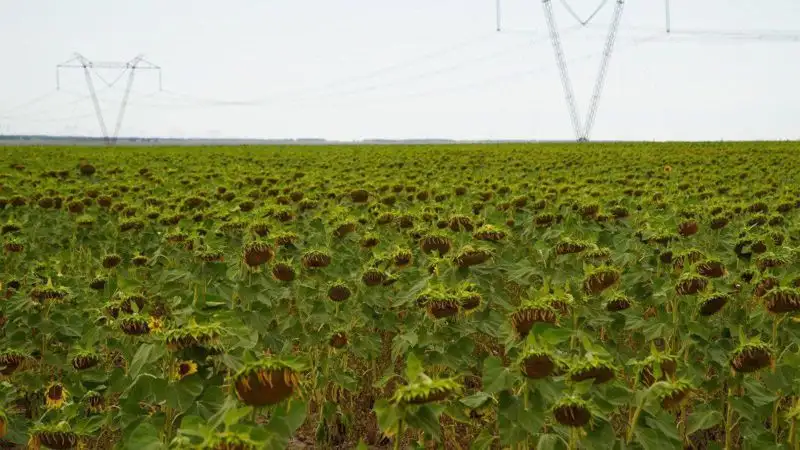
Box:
[496,0,627,141]
[56,53,161,146]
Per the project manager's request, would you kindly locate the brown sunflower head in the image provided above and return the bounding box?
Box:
[242,241,275,267]
[510,300,558,337]
[272,262,296,282]
[731,341,773,373]
[327,282,351,302]
[301,249,332,269]
[419,233,452,256]
[361,268,387,287]
[583,266,621,295]
[119,316,150,336]
[552,396,592,427]
[102,254,122,269]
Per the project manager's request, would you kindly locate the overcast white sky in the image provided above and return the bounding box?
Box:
[0,0,798,141]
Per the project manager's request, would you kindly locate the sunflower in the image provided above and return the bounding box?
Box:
[174,360,198,380]
[45,382,68,409]
[664,165,673,173]
[147,316,164,332]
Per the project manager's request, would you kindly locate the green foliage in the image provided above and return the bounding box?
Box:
[0,142,798,448]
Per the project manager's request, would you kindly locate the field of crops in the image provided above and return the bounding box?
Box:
[0,142,799,450]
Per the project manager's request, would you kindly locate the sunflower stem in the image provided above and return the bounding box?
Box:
[725,387,735,450]
[680,403,687,445]
[774,390,782,442]
[626,402,644,443]
[394,419,404,450]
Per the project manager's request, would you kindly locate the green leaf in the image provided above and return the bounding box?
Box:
[527,323,572,346]
[482,356,515,394]
[687,409,723,435]
[222,406,253,428]
[165,377,204,412]
[730,397,756,422]
[742,378,778,407]
[635,426,678,450]
[471,429,497,450]
[405,351,423,381]
[405,404,442,438]
[262,399,309,450]
[374,399,400,436]
[124,421,166,450]
[176,415,212,440]
[283,398,308,432]
[128,344,161,379]
[460,392,491,409]
[536,433,562,450]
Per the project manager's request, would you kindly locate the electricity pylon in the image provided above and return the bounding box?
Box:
[542,0,626,141]
[494,0,627,141]
[56,53,161,146]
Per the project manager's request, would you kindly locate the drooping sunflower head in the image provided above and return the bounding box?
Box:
[45,382,68,409]
[360,233,380,249]
[519,349,558,380]
[453,245,494,269]
[30,421,80,450]
[232,357,306,407]
[425,290,461,319]
[698,291,730,316]
[89,276,107,291]
[119,315,151,336]
[510,298,558,338]
[0,349,27,376]
[71,350,100,371]
[657,379,693,410]
[675,272,709,296]
[581,246,612,263]
[242,240,275,267]
[131,253,149,267]
[164,321,223,351]
[101,253,122,269]
[29,283,70,304]
[83,390,105,414]
[605,291,632,312]
[730,340,773,373]
[391,375,461,405]
[457,286,482,312]
[555,237,592,256]
[552,395,593,427]
[195,248,225,263]
[419,232,452,256]
[582,265,621,295]
[273,231,299,247]
[300,249,332,269]
[567,358,617,385]
[636,352,679,386]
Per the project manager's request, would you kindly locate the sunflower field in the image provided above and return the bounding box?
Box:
[0,142,799,450]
